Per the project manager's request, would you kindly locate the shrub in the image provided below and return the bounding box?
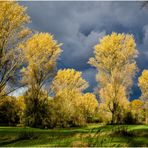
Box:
[47,89,86,128]
[81,93,99,123]
[23,90,51,128]
[0,96,23,125]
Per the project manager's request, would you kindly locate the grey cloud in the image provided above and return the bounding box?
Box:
[61,30,106,70]
[20,1,148,99]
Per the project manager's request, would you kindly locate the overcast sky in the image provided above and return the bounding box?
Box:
[19,1,148,100]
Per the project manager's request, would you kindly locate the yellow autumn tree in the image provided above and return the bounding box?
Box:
[20,33,62,127]
[89,32,138,124]
[50,69,100,127]
[0,1,31,96]
[21,33,62,89]
[138,70,148,124]
[51,68,88,93]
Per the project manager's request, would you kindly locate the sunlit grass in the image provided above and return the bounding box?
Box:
[0,124,148,147]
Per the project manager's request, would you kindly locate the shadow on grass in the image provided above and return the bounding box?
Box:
[0,138,23,146]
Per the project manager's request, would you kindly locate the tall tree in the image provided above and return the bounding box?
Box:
[0,1,31,96]
[89,32,138,124]
[138,70,148,124]
[21,33,62,127]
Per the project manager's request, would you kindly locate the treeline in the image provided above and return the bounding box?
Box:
[0,2,148,128]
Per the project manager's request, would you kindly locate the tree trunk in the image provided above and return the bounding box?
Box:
[146,101,148,125]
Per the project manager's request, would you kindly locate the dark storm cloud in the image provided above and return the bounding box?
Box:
[20,1,148,99]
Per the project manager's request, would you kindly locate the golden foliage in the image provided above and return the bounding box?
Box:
[0,1,31,95]
[20,33,62,128]
[130,99,144,124]
[53,89,86,127]
[89,32,138,89]
[131,99,143,109]
[100,83,129,110]
[89,32,138,124]
[0,1,31,51]
[81,93,98,120]
[21,33,62,88]
[51,68,88,93]
[50,69,97,126]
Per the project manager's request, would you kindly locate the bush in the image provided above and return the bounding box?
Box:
[47,89,86,128]
[0,96,23,125]
[97,103,112,124]
[23,90,51,128]
[122,111,136,124]
[81,93,99,123]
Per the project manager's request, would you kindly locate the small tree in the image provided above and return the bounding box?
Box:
[138,70,148,124]
[50,69,99,127]
[50,69,89,127]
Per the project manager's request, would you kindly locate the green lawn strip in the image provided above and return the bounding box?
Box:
[0,124,148,147]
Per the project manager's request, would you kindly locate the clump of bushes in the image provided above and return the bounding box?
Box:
[10,88,99,128]
[0,96,23,126]
[47,90,99,128]
[0,89,99,128]
[23,89,51,128]
[0,92,146,128]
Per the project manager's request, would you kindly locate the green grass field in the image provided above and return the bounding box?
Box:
[0,124,148,147]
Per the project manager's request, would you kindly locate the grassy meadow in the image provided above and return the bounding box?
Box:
[0,124,148,147]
